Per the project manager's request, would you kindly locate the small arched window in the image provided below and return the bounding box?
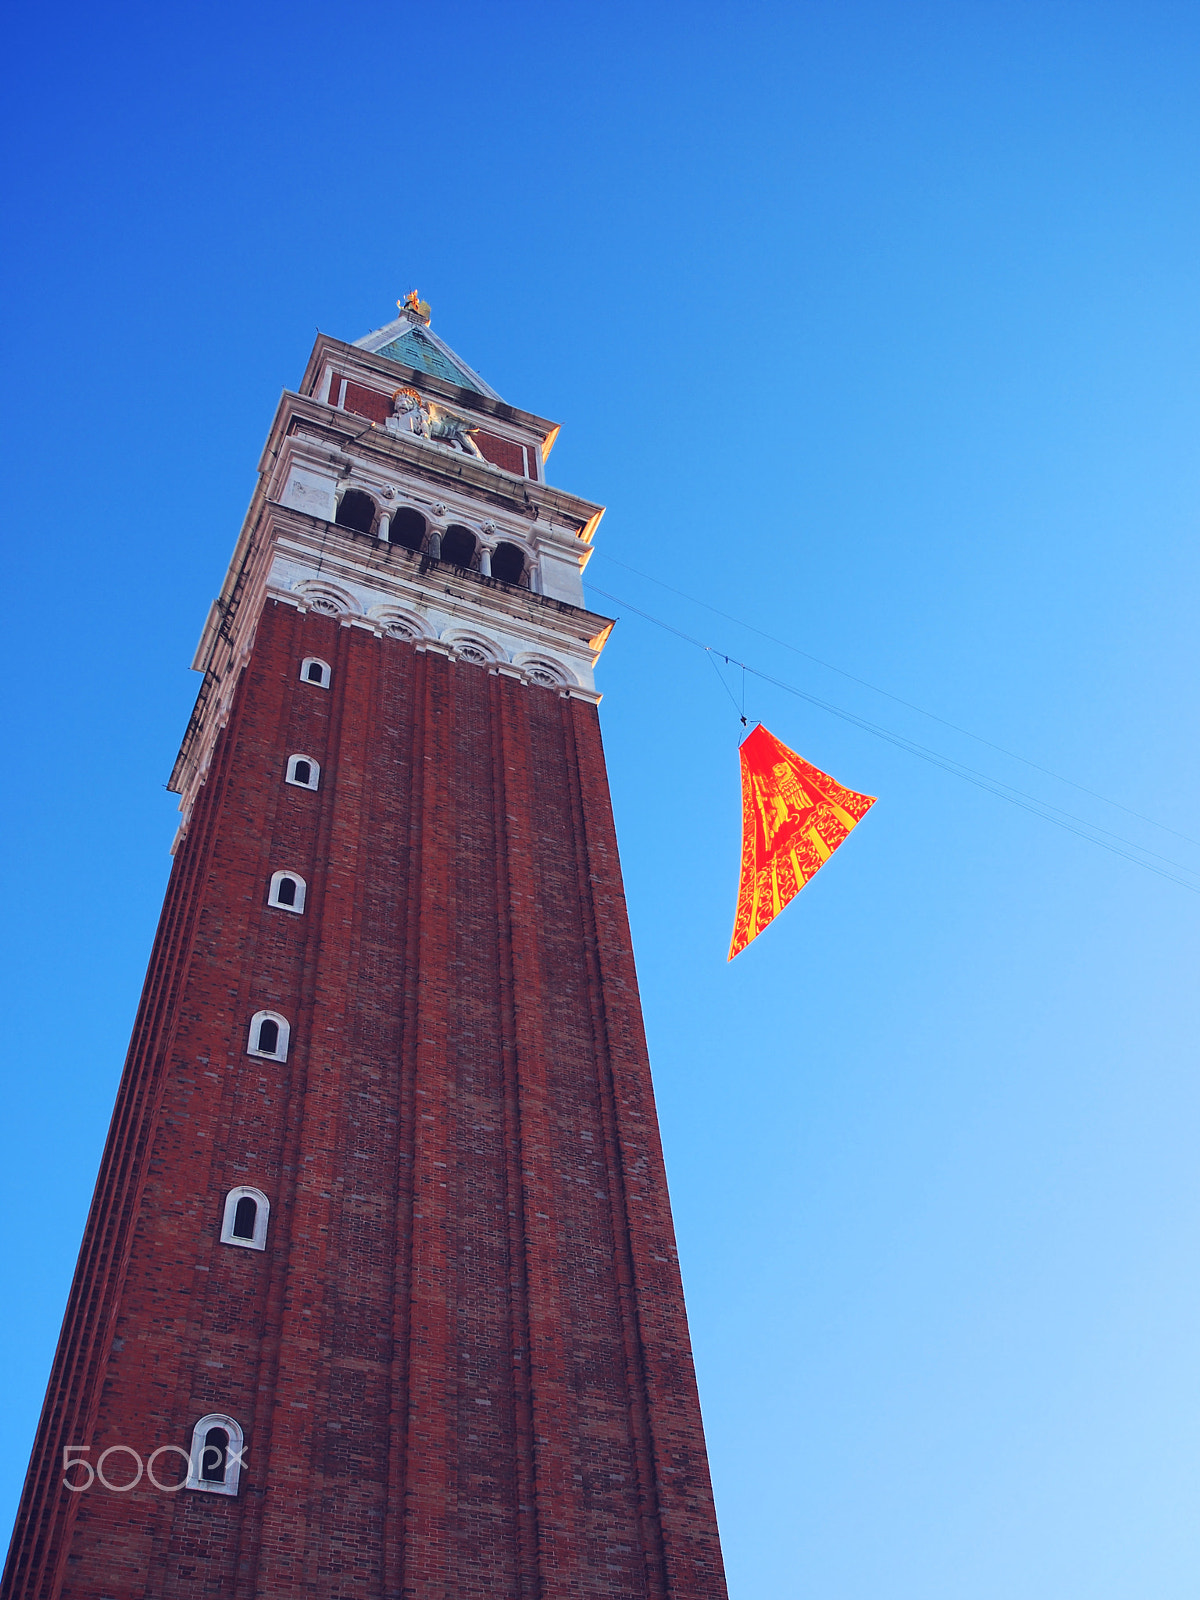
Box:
[247,1010,289,1061]
[267,871,306,914]
[300,657,331,689]
[441,524,477,568]
[285,754,320,790]
[491,542,527,586]
[335,488,376,534]
[220,1185,270,1251]
[389,506,427,552]
[185,1413,245,1496]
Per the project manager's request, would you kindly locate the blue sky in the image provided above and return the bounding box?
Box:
[3,2,1200,1594]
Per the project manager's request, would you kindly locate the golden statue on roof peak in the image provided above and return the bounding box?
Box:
[398,290,432,325]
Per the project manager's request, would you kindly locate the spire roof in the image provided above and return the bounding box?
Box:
[353,303,500,398]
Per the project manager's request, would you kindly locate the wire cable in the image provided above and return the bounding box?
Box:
[706,649,745,722]
[591,550,1200,851]
[586,581,1200,896]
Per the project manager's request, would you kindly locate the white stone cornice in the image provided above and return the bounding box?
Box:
[274,399,602,533]
[265,506,611,682]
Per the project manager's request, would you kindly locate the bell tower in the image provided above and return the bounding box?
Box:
[2,301,729,1600]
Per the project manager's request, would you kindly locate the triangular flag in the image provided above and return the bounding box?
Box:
[729,725,876,959]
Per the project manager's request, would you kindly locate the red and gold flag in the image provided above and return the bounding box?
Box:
[729,724,876,959]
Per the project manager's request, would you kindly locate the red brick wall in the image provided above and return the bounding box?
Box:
[3,603,727,1600]
[473,429,526,476]
[342,381,391,424]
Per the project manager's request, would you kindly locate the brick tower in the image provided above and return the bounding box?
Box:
[2,301,729,1600]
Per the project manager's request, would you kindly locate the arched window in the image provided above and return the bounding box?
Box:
[491,541,527,586]
[247,1010,290,1061]
[220,1186,270,1251]
[440,524,477,568]
[335,488,376,534]
[185,1413,245,1496]
[300,658,331,689]
[267,871,306,914]
[285,754,320,790]
[389,506,426,552]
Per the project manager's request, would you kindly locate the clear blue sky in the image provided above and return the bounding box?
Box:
[3,3,1199,1594]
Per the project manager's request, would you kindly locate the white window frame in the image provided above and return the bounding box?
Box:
[185,1413,245,1496]
[267,870,306,914]
[285,753,320,790]
[300,657,331,689]
[220,1186,270,1251]
[247,1009,290,1061]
